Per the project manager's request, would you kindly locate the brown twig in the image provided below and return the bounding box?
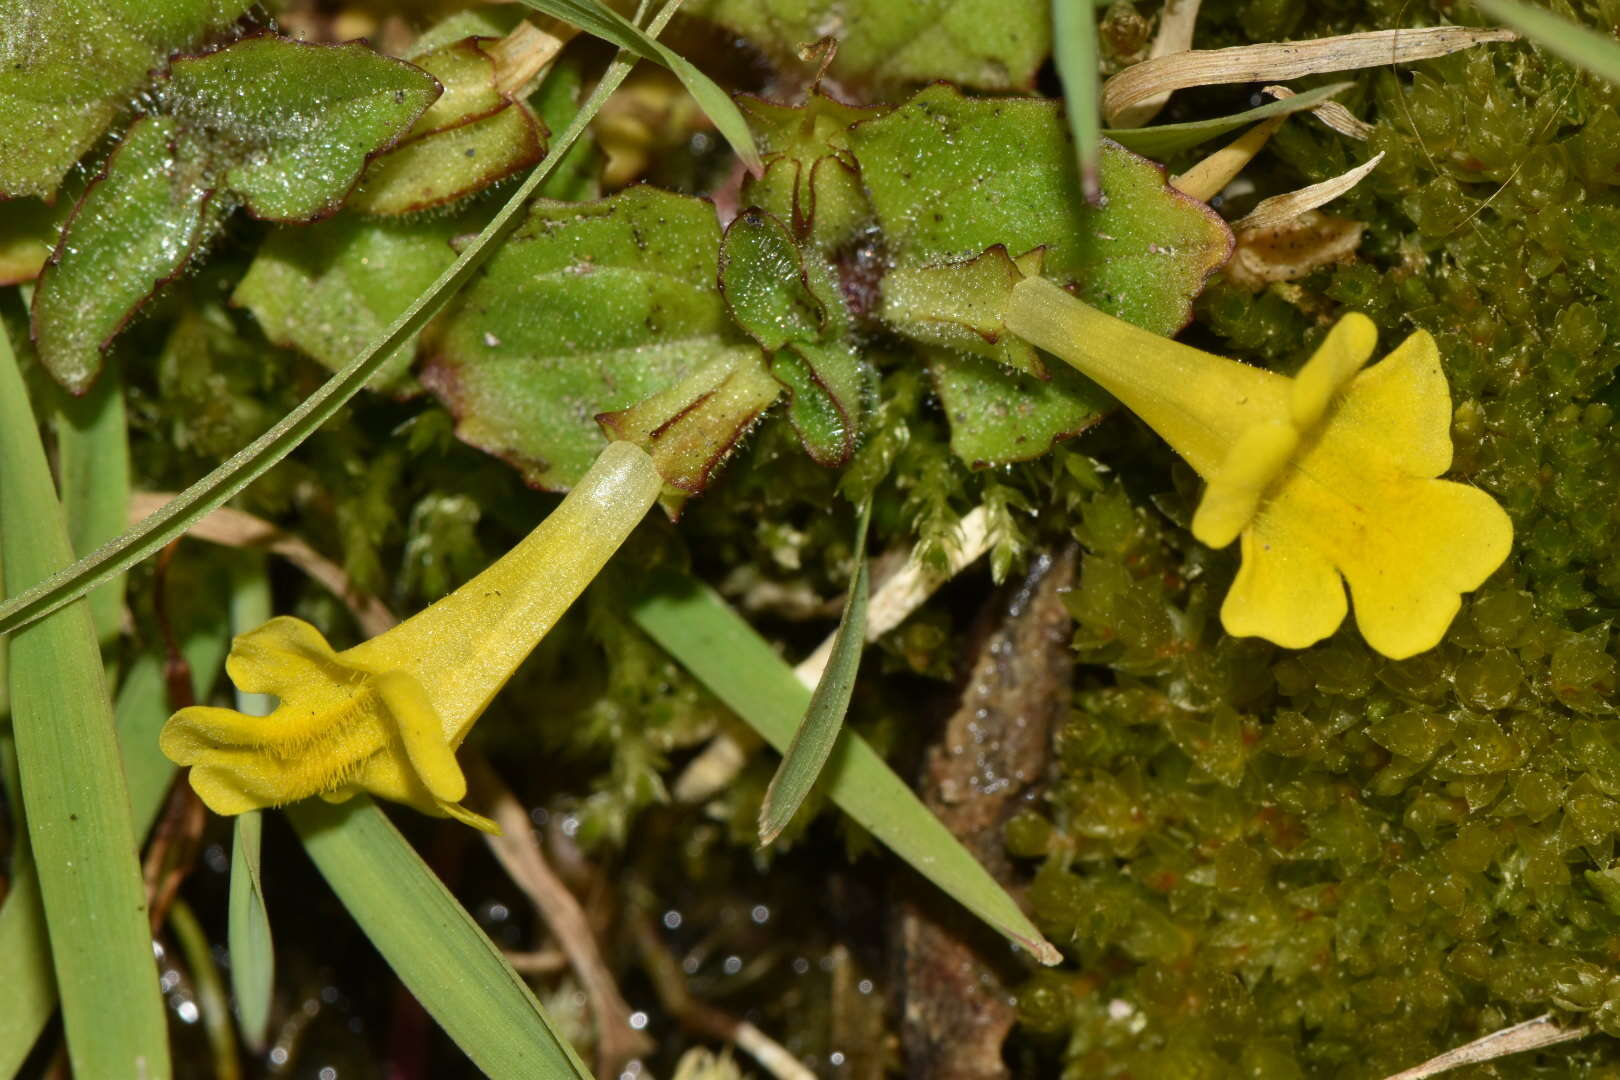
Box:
[142,537,208,932]
[466,754,653,1076]
[128,493,395,638]
[628,905,814,1080]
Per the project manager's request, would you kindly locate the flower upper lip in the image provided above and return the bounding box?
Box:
[1005,275,1513,659]
[160,440,663,831]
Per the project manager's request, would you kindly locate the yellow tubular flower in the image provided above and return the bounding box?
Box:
[161,441,663,832]
[1004,276,1513,660]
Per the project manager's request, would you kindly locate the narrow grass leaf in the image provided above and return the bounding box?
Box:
[0,619,229,1080]
[1052,0,1104,200]
[514,0,762,174]
[1474,0,1620,84]
[0,2,684,641]
[630,573,1062,965]
[0,320,170,1078]
[167,900,241,1080]
[226,555,275,1052]
[1104,80,1352,158]
[51,355,129,645]
[287,797,593,1079]
[0,734,52,1080]
[760,499,871,845]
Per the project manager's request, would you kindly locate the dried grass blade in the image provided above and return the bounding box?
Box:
[1382,1014,1590,1079]
[1102,26,1516,124]
[1266,84,1373,139]
[1234,150,1385,230]
[1111,0,1204,126]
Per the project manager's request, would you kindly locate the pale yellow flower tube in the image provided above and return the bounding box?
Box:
[162,441,663,832]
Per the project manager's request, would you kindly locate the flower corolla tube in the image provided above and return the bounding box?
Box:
[161,441,663,832]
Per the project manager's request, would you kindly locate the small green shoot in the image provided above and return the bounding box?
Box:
[760,498,872,845]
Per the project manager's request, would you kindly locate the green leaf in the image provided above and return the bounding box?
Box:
[1474,0,1620,83]
[51,357,130,644]
[1102,80,1355,157]
[0,0,252,198]
[737,90,886,250]
[1052,0,1103,201]
[848,84,1232,465]
[422,185,764,491]
[287,797,593,1080]
[225,556,274,1052]
[929,348,1112,466]
[629,573,1061,965]
[759,498,872,844]
[687,0,1049,95]
[512,0,762,174]
[30,116,222,393]
[718,208,869,464]
[165,35,441,222]
[0,318,170,1078]
[0,4,675,639]
[33,35,439,392]
[348,37,547,215]
[880,245,1050,379]
[719,209,826,348]
[234,209,487,394]
[850,84,1231,323]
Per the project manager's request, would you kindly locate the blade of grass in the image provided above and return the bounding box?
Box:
[1053,0,1104,201]
[168,899,241,1080]
[0,731,51,1080]
[1474,0,1620,83]
[0,320,170,1077]
[0,617,229,1080]
[759,499,871,845]
[225,554,274,1052]
[1103,80,1352,158]
[228,813,273,1052]
[286,797,593,1080]
[629,573,1062,965]
[51,354,129,646]
[0,0,685,642]
[514,0,762,174]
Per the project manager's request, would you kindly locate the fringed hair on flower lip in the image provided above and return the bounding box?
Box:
[160,441,665,832]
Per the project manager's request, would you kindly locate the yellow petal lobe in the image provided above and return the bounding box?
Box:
[1192,419,1298,549]
[1220,518,1348,649]
[1289,311,1375,430]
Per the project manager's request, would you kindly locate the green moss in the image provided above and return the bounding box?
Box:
[1006,11,1620,1074]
